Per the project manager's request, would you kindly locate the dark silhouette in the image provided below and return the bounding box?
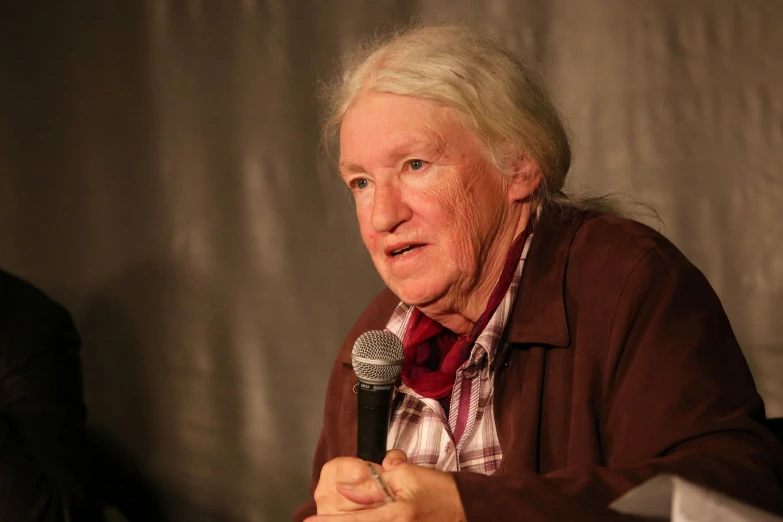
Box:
[0,269,102,521]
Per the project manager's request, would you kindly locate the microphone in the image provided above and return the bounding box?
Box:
[351,330,404,464]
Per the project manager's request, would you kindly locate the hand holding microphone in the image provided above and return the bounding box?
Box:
[308,331,466,521]
[309,451,466,522]
[310,331,404,515]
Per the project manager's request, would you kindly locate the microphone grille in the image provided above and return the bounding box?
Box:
[351,330,404,385]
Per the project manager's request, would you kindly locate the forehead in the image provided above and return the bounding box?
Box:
[339,92,473,166]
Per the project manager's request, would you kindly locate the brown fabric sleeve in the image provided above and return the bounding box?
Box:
[453,246,783,521]
[292,420,330,521]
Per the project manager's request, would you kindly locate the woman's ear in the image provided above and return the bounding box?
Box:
[507,155,543,203]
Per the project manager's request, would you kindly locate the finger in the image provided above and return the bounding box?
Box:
[316,492,378,515]
[325,457,376,484]
[337,478,387,505]
[305,501,401,521]
[314,458,381,514]
[382,449,408,470]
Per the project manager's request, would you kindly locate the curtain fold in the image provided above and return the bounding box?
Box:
[0,1,780,520]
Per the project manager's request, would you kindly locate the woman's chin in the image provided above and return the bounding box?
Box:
[390,283,445,309]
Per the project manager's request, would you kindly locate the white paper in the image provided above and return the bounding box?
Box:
[609,474,783,522]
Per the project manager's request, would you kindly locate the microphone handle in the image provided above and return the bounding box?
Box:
[357,381,394,464]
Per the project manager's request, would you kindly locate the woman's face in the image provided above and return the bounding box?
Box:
[339,92,530,316]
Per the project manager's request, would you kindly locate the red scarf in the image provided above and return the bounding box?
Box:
[400,220,534,399]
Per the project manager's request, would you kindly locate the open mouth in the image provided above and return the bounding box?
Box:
[390,244,423,258]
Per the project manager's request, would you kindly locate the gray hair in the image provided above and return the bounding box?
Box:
[321,23,633,217]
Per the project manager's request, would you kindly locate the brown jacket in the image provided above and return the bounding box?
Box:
[294,209,783,521]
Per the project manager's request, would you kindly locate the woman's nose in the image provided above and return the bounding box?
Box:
[370,181,412,233]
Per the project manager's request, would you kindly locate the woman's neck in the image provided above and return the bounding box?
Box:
[417,205,534,335]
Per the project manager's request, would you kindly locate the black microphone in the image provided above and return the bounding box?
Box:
[351,330,404,464]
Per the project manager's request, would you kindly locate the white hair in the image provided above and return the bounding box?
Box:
[322,23,634,217]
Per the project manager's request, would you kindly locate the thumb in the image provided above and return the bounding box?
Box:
[337,477,387,505]
[382,449,408,471]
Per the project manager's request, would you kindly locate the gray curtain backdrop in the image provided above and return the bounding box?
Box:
[1,1,781,520]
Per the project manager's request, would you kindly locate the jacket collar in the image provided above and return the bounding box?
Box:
[504,206,586,347]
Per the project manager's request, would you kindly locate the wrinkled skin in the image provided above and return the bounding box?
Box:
[338,92,541,335]
[306,451,467,522]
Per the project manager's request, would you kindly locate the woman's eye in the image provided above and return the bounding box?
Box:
[354,178,369,190]
[408,159,425,171]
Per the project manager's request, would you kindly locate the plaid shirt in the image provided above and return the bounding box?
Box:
[384,233,533,474]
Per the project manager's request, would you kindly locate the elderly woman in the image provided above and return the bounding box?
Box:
[294,25,783,521]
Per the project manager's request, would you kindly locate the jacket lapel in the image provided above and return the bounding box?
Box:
[504,207,587,348]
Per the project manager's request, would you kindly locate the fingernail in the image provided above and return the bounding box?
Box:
[338,482,353,490]
[390,459,404,467]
